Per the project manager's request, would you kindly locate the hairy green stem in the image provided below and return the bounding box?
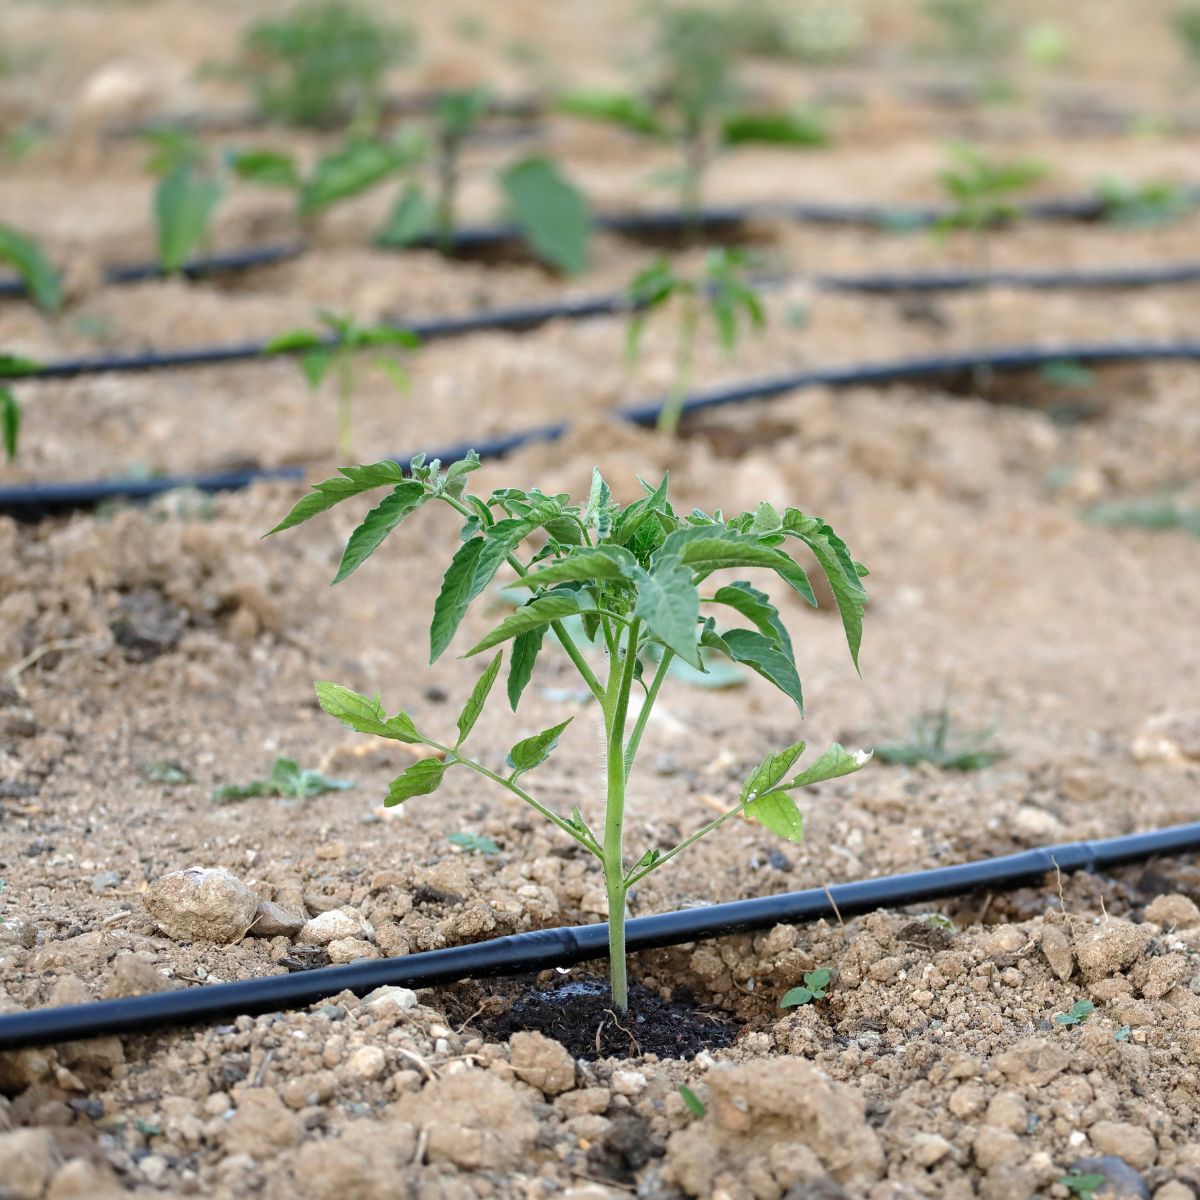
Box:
[603,618,642,1010]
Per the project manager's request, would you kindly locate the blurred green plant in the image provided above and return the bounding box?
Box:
[626,248,766,434]
[923,0,1014,62]
[266,311,419,459]
[212,757,352,802]
[236,0,415,129]
[1094,176,1194,227]
[1174,3,1200,75]
[1084,495,1200,537]
[0,354,40,462]
[781,968,832,1007]
[734,1,865,63]
[876,703,1005,771]
[0,225,62,312]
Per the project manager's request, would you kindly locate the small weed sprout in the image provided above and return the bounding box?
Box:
[0,225,62,313]
[559,4,826,234]
[376,92,590,274]
[266,312,419,459]
[212,757,352,803]
[448,831,500,855]
[236,0,414,129]
[1084,495,1200,538]
[1055,999,1095,1027]
[678,1084,707,1116]
[0,354,40,461]
[1094,176,1194,227]
[1060,1169,1106,1200]
[780,968,832,1007]
[626,248,766,435]
[269,453,871,1009]
[876,703,1005,771]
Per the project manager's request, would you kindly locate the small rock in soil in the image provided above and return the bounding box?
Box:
[102,951,180,999]
[509,1030,575,1095]
[298,908,370,945]
[143,867,259,944]
[0,916,36,950]
[1070,1156,1150,1199]
[0,1129,60,1199]
[247,900,305,939]
[1145,893,1200,927]
[110,588,187,660]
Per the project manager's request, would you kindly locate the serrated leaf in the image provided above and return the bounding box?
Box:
[332,481,428,583]
[782,512,867,667]
[0,224,62,312]
[507,718,572,777]
[719,628,803,712]
[499,156,590,276]
[314,681,422,742]
[386,758,446,806]
[467,592,595,657]
[456,651,502,747]
[507,626,546,711]
[155,165,222,273]
[741,741,808,804]
[512,545,639,589]
[784,743,872,788]
[430,537,486,662]
[711,582,791,652]
[633,558,701,668]
[266,461,408,535]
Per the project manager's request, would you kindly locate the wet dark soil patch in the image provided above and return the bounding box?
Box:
[459,974,740,1060]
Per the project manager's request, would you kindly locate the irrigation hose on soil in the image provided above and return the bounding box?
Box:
[0,823,1197,1052]
[6,185,1200,298]
[9,263,1200,380]
[5,339,1200,517]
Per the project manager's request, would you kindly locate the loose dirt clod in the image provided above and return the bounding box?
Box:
[143,867,260,944]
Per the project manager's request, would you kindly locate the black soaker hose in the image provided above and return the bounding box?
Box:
[10,262,1200,381]
[0,822,1196,1052]
[6,185,1198,299]
[3,339,1199,517]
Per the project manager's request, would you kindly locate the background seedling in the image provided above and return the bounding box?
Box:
[140,761,196,786]
[1055,999,1095,1026]
[626,248,766,435]
[0,354,40,461]
[1060,1170,1106,1200]
[876,703,1005,771]
[270,452,871,1009]
[266,312,419,459]
[0,225,62,312]
[144,132,223,274]
[234,0,414,130]
[448,831,500,855]
[734,1,864,64]
[212,757,352,803]
[1174,3,1200,79]
[1084,495,1200,538]
[1094,176,1194,227]
[923,0,1015,79]
[559,4,827,234]
[780,968,832,1007]
[376,91,590,274]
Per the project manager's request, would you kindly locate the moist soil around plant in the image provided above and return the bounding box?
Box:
[3,2,1200,1199]
[460,974,740,1061]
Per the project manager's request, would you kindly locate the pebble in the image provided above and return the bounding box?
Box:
[102,952,178,1000]
[143,867,259,944]
[1040,926,1075,981]
[1155,1184,1196,1200]
[0,1129,59,1199]
[509,1031,576,1095]
[610,1069,647,1096]
[362,986,418,1013]
[247,900,305,939]
[910,1133,952,1167]
[1145,894,1200,928]
[89,871,121,894]
[346,1046,387,1081]
[0,916,36,950]
[327,938,381,963]
[298,908,370,946]
[1089,1123,1158,1169]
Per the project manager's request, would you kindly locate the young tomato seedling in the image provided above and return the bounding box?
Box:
[780,968,832,1007]
[559,4,826,236]
[0,354,40,461]
[269,452,871,1010]
[266,311,418,459]
[627,248,766,435]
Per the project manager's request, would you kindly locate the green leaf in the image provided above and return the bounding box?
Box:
[228,148,300,188]
[268,757,353,798]
[466,592,595,656]
[499,157,590,276]
[721,108,828,147]
[678,1085,706,1117]
[633,558,701,668]
[0,225,61,312]
[299,139,409,216]
[386,758,446,806]
[448,831,499,854]
[377,182,436,246]
[718,628,803,712]
[155,164,222,273]
[782,512,867,668]
[512,545,639,589]
[300,348,335,389]
[557,88,666,136]
[507,626,546,711]
[742,740,807,802]
[780,969,831,1007]
[456,651,503,747]
[784,742,871,788]
[710,582,792,651]
[507,718,572,777]
[741,740,808,842]
[430,537,486,662]
[266,460,407,534]
[1055,999,1095,1026]
[315,681,423,743]
[1,387,19,461]
[265,328,325,353]
[0,355,41,378]
[332,482,428,583]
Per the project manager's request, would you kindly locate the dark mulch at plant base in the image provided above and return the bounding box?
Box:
[464,974,740,1060]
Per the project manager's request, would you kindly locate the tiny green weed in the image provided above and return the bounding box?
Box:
[1055,999,1095,1027]
[266,312,419,459]
[1084,495,1200,538]
[270,452,871,1009]
[1060,1169,1106,1200]
[626,248,766,435]
[678,1084,707,1116]
[876,704,1004,771]
[781,968,832,1007]
[1094,175,1194,227]
[140,761,196,786]
[212,757,352,803]
[448,831,500,855]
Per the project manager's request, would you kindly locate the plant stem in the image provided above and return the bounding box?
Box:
[658,289,698,436]
[603,618,641,1010]
[335,351,354,459]
[624,649,673,778]
[625,797,745,887]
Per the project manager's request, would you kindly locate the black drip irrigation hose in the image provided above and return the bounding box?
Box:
[0,822,1196,1052]
[10,262,1200,381]
[4,339,1200,517]
[7,184,1200,300]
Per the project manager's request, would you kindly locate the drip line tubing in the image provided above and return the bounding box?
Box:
[6,185,1199,300]
[0,822,1196,1052]
[9,262,1200,381]
[3,339,1200,518]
